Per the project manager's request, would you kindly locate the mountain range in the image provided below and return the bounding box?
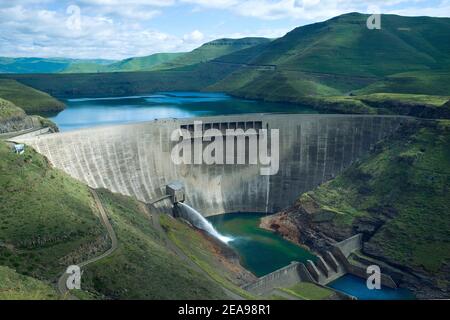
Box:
[0,13,449,117]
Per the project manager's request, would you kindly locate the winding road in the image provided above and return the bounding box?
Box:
[58,190,244,300]
[57,189,118,299]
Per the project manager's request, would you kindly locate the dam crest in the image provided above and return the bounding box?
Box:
[16,114,413,216]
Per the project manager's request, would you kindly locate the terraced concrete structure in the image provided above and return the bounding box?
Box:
[16,114,413,216]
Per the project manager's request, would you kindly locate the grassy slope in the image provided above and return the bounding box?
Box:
[156,38,270,70]
[0,58,72,74]
[279,282,334,300]
[0,57,115,74]
[105,53,185,72]
[81,190,227,300]
[62,53,185,73]
[0,98,26,121]
[251,13,450,77]
[0,79,64,114]
[159,214,254,299]
[301,121,450,280]
[0,140,237,299]
[356,70,450,96]
[0,266,58,300]
[0,141,107,280]
[208,14,450,117]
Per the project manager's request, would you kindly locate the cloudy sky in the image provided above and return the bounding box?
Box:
[0,0,449,60]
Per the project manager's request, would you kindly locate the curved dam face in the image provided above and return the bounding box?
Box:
[17,114,413,216]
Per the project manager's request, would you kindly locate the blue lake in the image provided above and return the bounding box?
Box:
[49,92,317,131]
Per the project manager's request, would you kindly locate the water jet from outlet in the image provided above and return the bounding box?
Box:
[176,202,233,244]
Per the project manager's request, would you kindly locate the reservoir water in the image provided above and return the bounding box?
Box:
[49,92,317,131]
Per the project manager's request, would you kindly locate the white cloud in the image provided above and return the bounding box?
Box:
[183,29,204,42]
[0,5,184,59]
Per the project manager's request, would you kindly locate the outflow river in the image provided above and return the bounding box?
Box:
[208,212,415,300]
[48,92,316,131]
[207,212,317,277]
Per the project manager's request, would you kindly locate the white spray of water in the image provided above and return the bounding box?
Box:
[177,202,233,244]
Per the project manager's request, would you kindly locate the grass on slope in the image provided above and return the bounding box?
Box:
[0,57,115,74]
[0,140,107,281]
[0,140,234,299]
[304,121,450,274]
[356,71,450,96]
[0,265,58,300]
[0,79,64,114]
[250,13,450,77]
[105,53,185,72]
[279,282,334,300]
[61,53,185,73]
[157,38,270,70]
[0,98,26,121]
[160,214,254,299]
[80,190,228,300]
[357,93,449,107]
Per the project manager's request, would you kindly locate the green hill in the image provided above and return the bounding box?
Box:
[0,98,26,122]
[105,52,185,72]
[62,53,185,73]
[0,266,58,300]
[156,37,271,70]
[0,57,114,74]
[242,13,450,77]
[207,13,450,117]
[0,79,64,114]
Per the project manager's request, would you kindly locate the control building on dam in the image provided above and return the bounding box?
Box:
[16,114,414,216]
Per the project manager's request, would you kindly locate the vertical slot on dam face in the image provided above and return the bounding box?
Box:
[16,114,413,217]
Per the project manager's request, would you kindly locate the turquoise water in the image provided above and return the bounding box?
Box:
[207,212,317,277]
[329,274,415,300]
[49,92,316,131]
[208,213,415,300]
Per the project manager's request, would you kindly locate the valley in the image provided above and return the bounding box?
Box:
[0,12,449,301]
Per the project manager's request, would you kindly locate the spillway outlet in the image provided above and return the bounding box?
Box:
[166,181,185,204]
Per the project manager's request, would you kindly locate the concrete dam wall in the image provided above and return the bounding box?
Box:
[16,114,413,216]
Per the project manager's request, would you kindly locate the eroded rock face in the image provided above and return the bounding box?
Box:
[261,200,351,253]
[0,115,38,134]
[0,115,59,134]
